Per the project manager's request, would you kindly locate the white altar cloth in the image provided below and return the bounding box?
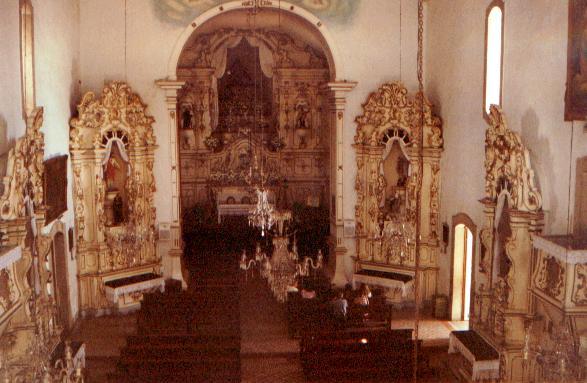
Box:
[104,276,165,303]
[354,272,414,298]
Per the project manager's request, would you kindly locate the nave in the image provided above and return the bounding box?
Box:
[71,220,466,382]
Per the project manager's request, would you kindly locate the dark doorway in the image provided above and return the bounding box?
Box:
[53,232,71,329]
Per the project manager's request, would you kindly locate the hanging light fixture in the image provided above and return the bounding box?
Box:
[246,0,275,237]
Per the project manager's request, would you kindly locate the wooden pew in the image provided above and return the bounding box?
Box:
[300,327,416,380]
[287,291,393,338]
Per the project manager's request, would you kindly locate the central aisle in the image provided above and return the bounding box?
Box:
[240,275,305,382]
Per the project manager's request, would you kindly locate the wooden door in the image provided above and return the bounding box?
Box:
[576,157,587,237]
[53,233,71,329]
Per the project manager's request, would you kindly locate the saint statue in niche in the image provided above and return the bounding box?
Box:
[105,157,121,191]
[295,102,310,130]
[182,107,193,130]
[103,144,128,226]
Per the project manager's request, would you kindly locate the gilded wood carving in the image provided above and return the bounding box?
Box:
[353,81,443,302]
[0,108,44,220]
[484,105,542,212]
[177,26,330,212]
[70,82,160,313]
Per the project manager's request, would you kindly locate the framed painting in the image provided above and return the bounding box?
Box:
[566,0,587,120]
[44,154,68,224]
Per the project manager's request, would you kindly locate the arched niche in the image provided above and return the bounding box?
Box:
[353,82,444,304]
[380,132,411,220]
[166,1,342,81]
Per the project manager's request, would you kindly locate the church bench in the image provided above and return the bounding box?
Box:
[117,357,241,377]
[120,346,240,360]
[300,328,415,379]
[108,372,240,383]
[287,291,392,337]
[113,360,241,383]
[125,334,240,348]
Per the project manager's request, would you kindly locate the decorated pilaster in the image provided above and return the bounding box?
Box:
[155,80,187,288]
[323,81,356,286]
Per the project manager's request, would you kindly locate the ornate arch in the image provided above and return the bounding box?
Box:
[166,0,342,81]
[354,82,443,149]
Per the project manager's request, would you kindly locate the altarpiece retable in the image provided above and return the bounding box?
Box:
[70,82,162,315]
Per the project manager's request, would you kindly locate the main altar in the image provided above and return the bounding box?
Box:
[176,28,331,214]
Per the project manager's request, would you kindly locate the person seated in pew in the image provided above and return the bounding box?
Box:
[300,282,316,299]
[331,290,348,322]
[353,283,371,306]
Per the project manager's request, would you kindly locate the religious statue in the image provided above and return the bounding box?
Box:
[295,102,310,130]
[104,156,121,191]
[182,108,193,130]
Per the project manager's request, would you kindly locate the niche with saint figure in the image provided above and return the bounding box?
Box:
[103,143,129,226]
[381,140,410,220]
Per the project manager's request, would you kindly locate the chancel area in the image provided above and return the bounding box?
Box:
[0,0,586,382]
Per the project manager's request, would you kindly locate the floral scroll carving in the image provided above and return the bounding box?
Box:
[0,108,45,220]
[354,82,442,149]
[484,105,542,212]
[70,82,156,150]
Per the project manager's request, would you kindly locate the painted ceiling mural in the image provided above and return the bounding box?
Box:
[152,0,359,25]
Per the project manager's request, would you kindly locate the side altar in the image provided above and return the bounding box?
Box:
[70,82,162,315]
[352,82,443,306]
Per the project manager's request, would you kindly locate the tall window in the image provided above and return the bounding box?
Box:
[484,1,504,116]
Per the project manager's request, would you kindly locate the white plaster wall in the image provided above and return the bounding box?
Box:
[0,1,26,149]
[0,0,81,322]
[78,0,420,283]
[32,0,81,325]
[426,0,587,297]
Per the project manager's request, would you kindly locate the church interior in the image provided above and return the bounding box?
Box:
[0,0,586,382]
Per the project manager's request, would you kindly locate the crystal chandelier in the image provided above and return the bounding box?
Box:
[246,0,276,237]
[248,188,274,237]
[240,237,324,303]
